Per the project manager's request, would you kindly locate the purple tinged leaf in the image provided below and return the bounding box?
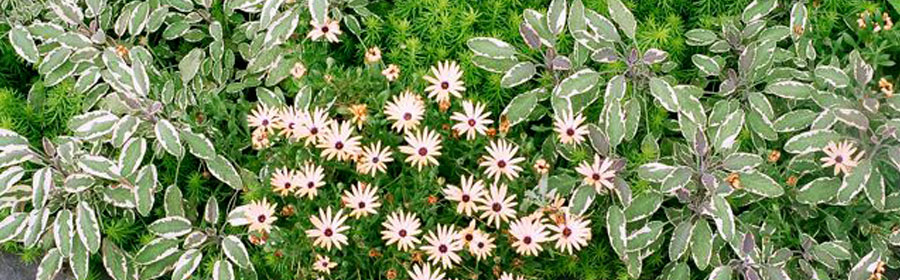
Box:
[591,47,618,63]
[745,267,761,280]
[519,22,541,50]
[551,56,572,70]
[642,48,668,65]
[741,232,756,256]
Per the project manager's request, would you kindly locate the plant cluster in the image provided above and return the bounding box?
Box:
[1,0,900,280]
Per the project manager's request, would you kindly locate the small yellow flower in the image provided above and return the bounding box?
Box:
[349,104,368,129]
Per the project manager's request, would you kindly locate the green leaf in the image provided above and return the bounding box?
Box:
[790,2,808,41]
[180,129,216,160]
[118,137,146,177]
[668,262,691,280]
[833,108,869,130]
[77,155,120,180]
[223,235,252,269]
[739,171,784,197]
[148,216,193,238]
[32,167,52,209]
[848,251,881,280]
[71,234,89,280]
[866,168,885,210]
[797,177,840,205]
[649,78,678,112]
[742,0,777,23]
[165,185,185,216]
[708,266,733,280]
[669,221,693,261]
[835,159,871,205]
[661,166,691,193]
[36,248,63,280]
[76,201,101,253]
[0,128,29,151]
[128,2,149,36]
[179,48,205,84]
[604,100,626,148]
[584,10,620,43]
[606,205,627,257]
[774,109,816,132]
[685,29,717,46]
[135,238,180,265]
[102,240,129,280]
[692,54,721,76]
[308,0,328,25]
[0,212,28,243]
[626,221,664,252]
[815,65,850,89]
[502,88,543,127]
[624,192,663,222]
[501,62,536,88]
[722,153,763,172]
[547,0,567,35]
[69,110,119,141]
[691,220,713,270]
[569,184,595,216]
[134,165,158,216]
[23,208,49,248]
[9,25,39,63]
[471,55,519,73]
[63,173,94,193]
[606,0,636,39]
[155,119,184,158]
[764,81,814,100]
[172,249,203,280]
[264,8,301,46]
[213,260,235,280]
[205,196,220,225]
[784,129,841,154]
[637,163,675,183]
[605,75,627,101]
[467,37,518,60]
[53,209,73,257]
[713,109,744,151]
[552,69,600,114]
[709,195,736,242]
[207,155,244,190]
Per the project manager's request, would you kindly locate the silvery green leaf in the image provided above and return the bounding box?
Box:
[23,208,49,248]
[626,221,664,252]
[741,20,767,39]
[467,37,518,60]
[604,100,626,148]
[165,185,185,217]
[606,205,627,257]
[183,231,207,249]
[172,249,203,280]
[815,65,850,89]
[155,119,184,158]
[606,0,635,39]
[865,168,885,210]
[747,110,777,141]
[146,6,169,32]
[134,165,157,216]
[790,2,808,41]
[848,251,881,280]
[501,62,536,88]
[624,192,663,222]
[685,29,717,46]
[0,166,25,194]
[43,61,77,87]
[0,148,33,170]
[502,88,542,127]
[552,69,600,114]
[833,108,869,130]
[102,240,129,280]
[32,167,53,209]
[742,0,777,23]
[710,195,736,242]
[135,238,179,265]
[129,2,149,36]
[77,201,101,253]
[584,9,620,42]
[547,0,567,35]
[49,0,84,25]
[57,33,92,49]
[713,109,745,151]
[567,0,586,33]
[118,137,146,177]
[111,115,140,148]
[264,8,301,46]
[692,54,721,76]
[637,163,675,183]
[675,86,706,124]
[649,78,679,112]
[667,262,691,280]
[471,55,519,73]
[214,260,235,280]
[74,67,101,95]
[308,0,328,25]
[625,252,643,278]
[70,235,89,279]
[39,47,72,75]
[77,155,120,180]
[181,129,216,160]
[591,47,617,63]
[163,21,190,40]
[28,22,64,41]
[36,248,63,280]
[524,9,556,47]
[132,57,150,97]
[739,171,784,197]
[0,212,28,243]
[623,99,641,141]
[661,166,691,193]
[709,266,733,280]
[569,184,595,217]
[774,109,816,132]
[223,235,252,269]
[64,174,94,193]
[723,153,763,172]
[260,0,284,28]
[179,48,204,84]
[835,159,871,205]
[669,220,693,262]
[53,209,74,257]
[692,222,714,270]
[605,75,626,101]
[797,177,840,205]
[207,155,244,190]
[205,196,219,224]
[149,216,193,238]
[758,25,790,42]
[784,129,841,154]
[101,186,136,208]
[0,128,29,151]
[344,14,362,35]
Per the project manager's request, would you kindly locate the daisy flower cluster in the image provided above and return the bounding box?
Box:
[236,58,606,279]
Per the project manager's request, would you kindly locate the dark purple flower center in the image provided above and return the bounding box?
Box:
[257,215,267,223]
[438,244,448,253]
[477,242,484,248]
[468,119,476,126]
[523,236,532,244]
[835,156,844,163]
[399,229,407,237]
[461,194,470,202]
[497,160,506,168]
[335,141,344,150]
[307,182,315,189]
[418,147,428,156]
[310,127,319,134]
[262,119,269,126]
[321,26,329,33]
[324,228,333,237]
[358,202,366,209]
[563,227,572,237]
[592,173,601,180]
[372,157,380,163]
[441,81,450,89]
[566,128,575,136]
[403,113,412,120]
[492,202,502,212]
[465,233,473,241]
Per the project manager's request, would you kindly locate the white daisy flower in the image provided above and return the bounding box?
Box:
[307,19,342,43]
[468,229,495,261]
[400,127,442,171]
[547,211,592,254]
[341,182,381,218]
[365,46,382,64]
[575,154,617,193]
[477,183,518,228]
[297,107,333,146]
[554,110,589,145]
[820,140,865,176]
[356,141,394,176]
[509,216,549,256]
[479,139,526,182]
[275,107,303,141]
[499,272,527,280]
[407,263,445,280]
[317,121,363,162]
[384,90,425,133]
[423,61,465,104]
[313,254,336,274]
[450,100,493,140]
[305,207,350,251]
[297,162,326,199]
[421,224,463,269]
[442,175,486,217]
[381,210,422,252]
[247,104,280,134]
[382,64,401,82]
[243,198,278,233]
[270,167,300,196]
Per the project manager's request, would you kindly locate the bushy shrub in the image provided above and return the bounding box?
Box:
[1,0,899,280]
